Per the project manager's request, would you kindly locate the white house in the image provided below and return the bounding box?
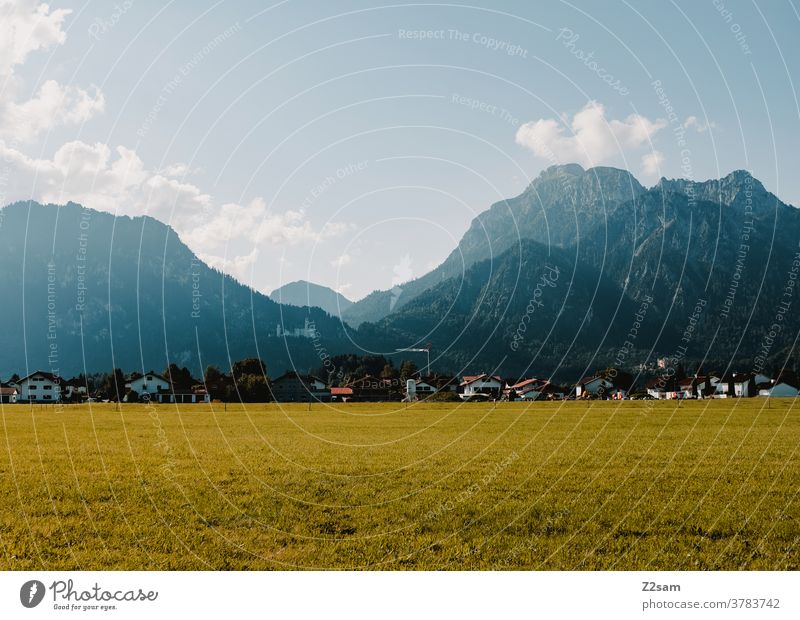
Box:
[16,371,62,402]
[575,375,613,398]
[703,375,721,398]
[414,379,437,395]
[62,378,88,401]
[508,378,552,400]
[155,388,210,404]
[126,371,171,397]
[0,386,18,404]
[732,373,755,397]
[714,373,757,398]
[460,374,504,400]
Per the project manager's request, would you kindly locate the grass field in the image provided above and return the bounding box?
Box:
[0,400,798,570]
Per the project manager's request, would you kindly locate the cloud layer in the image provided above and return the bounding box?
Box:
[0,1,346,287]
[515,101,666,176]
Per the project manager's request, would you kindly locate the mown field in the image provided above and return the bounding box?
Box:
[0,400,797,570]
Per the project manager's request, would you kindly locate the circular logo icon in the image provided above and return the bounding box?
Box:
[20,580,45,608]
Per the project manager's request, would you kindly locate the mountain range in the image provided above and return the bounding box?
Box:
[346,164,800,378]
[0,202,349,378]
[2,163,799,381]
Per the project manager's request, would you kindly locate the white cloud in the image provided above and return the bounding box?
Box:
[0,139,345,277]
[336,283,353,297]
[200,248,260,285]
[331,253,352,268]
[0,2,349,291]
[185,199,342,252]
[392,254,414,286]
[159,163,192,178]
[0,3,105,143]
[0,80,105,142]
[683,116,716,133]
[0,3,132,211]
[515,101,666,168]
[0,1,70,77]
[641,151,665,177]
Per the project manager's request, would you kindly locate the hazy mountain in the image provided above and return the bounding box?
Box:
[270,280,352,317]
[0,201,349,378]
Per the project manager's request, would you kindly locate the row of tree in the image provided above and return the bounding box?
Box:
[81,355,427,403]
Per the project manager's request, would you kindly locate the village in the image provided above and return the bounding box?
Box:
[1,363,798,405]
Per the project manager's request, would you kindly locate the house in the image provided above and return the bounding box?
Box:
[575,375,613,398]
[402,375,458,401]
[270,371,329,402]
[124,371,210,403]
[330,387,353,402]
[126,371,171,397]
[699,375,721,398]
[16,371,62,402]
[62,377,88,401]
[424,374,459,393]
[405,378,437,401]
[154,387,210,404]
[414,379,437,395]
[645,376,680,399]
[715,372,756,398]
[507,378,550,401]
[346,375,397,402]
[676,376,718,399]
[0,386,18,404]
[677,376,719,399]
[459,374,504,400]
[733,373,756,397]
[402,379,431,402]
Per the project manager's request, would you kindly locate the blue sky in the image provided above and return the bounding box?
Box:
[2,0,799,300]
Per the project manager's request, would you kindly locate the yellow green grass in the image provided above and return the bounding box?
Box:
[0,400,798,570]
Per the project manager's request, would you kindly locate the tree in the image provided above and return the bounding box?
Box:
[399,360,418,382]
[164,364,194,387]
[231,358,267,381]
[238,373,270,402]
[101,368,126,401]
[228,358,270,402]
[380,364,397,380]
[204,365,224,384]
[124,389,140,403]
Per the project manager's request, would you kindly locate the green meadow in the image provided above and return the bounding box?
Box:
[0,400,797,570]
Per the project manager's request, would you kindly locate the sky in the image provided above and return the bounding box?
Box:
[1,0,799,301]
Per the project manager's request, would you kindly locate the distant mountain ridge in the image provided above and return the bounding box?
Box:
[345,164,800,378]
[343,165,794,326]
[3,163,799,381]
[270,280,352,317]
[342,164,647,326]
[0,201,350,378]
